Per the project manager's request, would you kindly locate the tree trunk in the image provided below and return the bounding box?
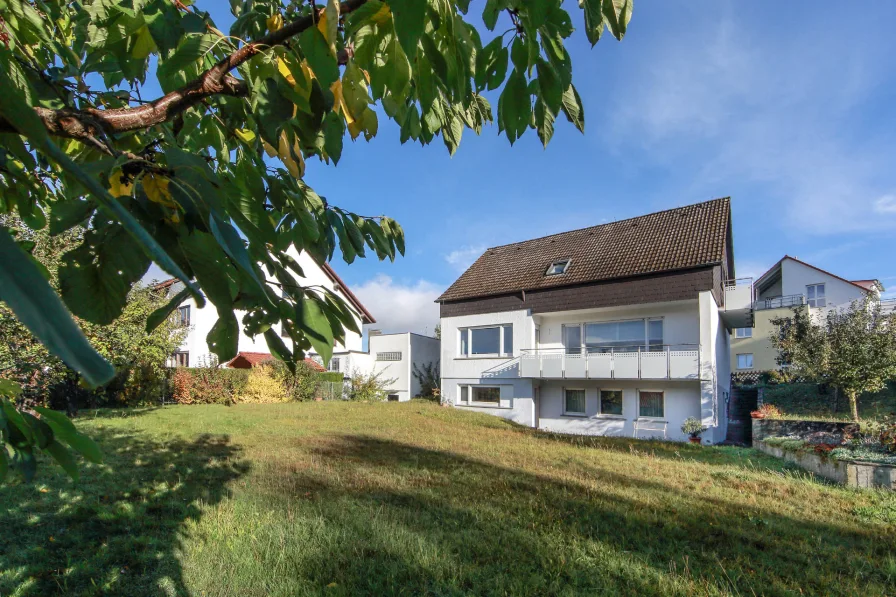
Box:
[848,390,859,422]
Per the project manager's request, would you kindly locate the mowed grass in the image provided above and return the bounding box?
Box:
[2,402,896,596]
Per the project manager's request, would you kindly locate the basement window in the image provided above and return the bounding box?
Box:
[545,259,571,276]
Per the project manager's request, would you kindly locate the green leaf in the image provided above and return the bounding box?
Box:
[157,33,217,91]
[207,313,239,362]
[1,400,33,445]
[498,69,530,144]
[45,441,79,482]
[0,446,8,483]
[525,0,552,29]
[560,83,585,133]
[482,0,503,30]
[209,213,267,297]
[534,99,555,148]
[345,0,386,36]
[257,78,294,146]
[49,199,96,236]
[581,0,604,45]
[295,295,335,364]
[323,112,345,164]
[179,230,238,310]
[0,380,23,398]
[33,407,102,464]
[387,0,426,58]
[0,228,114,386]
[536,59,563,116]
[264,328,294,366]
[146,286,192,333]
[59,221,152,325]
[0,55,48,144]
[22,413,53,450]
[13,446,36,482]
[511,37,528,71]
[300,27,339,89]
[602,0,632,41]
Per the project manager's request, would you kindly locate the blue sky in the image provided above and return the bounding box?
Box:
[149,1,896,334]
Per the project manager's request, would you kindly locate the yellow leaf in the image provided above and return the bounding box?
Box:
[371,4,391,24]
[277,57,296,87]
[143,174,176,208]
[132,25,156,59]
[109,171,133,197]
[278,131,305,179]
[266,13,283,32]
[234,129,256,144]
[262,140,278,158]
[318,0,339,56]
[330,80,354,125]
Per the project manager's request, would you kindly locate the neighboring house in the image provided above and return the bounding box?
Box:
[160,248,375,368]
[320,331,441,402]
[437,197,751,444]
[730,256,883,373]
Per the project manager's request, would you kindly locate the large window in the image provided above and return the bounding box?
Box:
[734,328,752,338]
[736,353,753,369]
[177,305,190,327]
[459,325,513,357]
[458,385,501,405]
[599,390,623,415]
[807,284,826,308]
[638,391,664,418]
[564,318,664,353]
[564,389,586,415]
[169,351,189,367]
[329,357,341,372]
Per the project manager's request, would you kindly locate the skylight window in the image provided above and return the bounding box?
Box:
[545,259,571,276]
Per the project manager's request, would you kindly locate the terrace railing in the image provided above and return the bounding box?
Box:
[519,345,701,381]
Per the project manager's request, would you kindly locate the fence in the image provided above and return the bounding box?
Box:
[316,380,344,401]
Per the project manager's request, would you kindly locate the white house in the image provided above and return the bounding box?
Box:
[437,198,751,444]
[160,247,440,401]
[322,331,441,402]
[160,247,375,368]
[731,255,884,373]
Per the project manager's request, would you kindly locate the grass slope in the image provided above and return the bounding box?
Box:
[2,401,895,596]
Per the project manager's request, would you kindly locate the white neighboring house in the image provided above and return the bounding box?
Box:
[323,331,441,402]
[158,247,440,401]
[437,198,751,444]
[158,248,375,368]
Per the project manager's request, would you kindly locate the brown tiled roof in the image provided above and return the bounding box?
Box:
[438,198,731,302]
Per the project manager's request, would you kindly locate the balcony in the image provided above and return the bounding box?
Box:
[754,294,806,311]
[519,345,701,381]
[721,278,754,329]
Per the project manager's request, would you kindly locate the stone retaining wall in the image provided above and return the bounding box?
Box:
[755,440,896,490]
[752,419,858,444]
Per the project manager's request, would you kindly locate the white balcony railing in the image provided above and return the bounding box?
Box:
[724,278,754,311]
[519,345,701,381]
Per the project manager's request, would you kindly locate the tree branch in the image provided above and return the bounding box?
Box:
[0,0,368,141]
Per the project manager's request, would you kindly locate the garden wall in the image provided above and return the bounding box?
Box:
[754,440,896,490]
[752,419,859,444]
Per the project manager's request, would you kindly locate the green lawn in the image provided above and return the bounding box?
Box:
[2,402,895,596]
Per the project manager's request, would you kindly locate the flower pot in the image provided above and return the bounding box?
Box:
[688,437,702,445]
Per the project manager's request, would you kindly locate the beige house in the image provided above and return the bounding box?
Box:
[730,256,882,373]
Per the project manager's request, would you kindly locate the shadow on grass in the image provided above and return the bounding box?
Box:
[0,430,247,596]
[283,435,893,596]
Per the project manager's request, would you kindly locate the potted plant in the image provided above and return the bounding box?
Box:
[681,417,708,444]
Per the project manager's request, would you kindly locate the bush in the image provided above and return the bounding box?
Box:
[880,424,896,454]
[751,403,783,419]
[345,368,397,402]
[168,367,249,405]
[413,362,440,399]
[269,360,325,402]
[239,364,288,404]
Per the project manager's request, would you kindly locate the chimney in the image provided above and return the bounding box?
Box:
[368,329,383,337]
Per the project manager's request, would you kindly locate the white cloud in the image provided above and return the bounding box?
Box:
[612,7,896,234]
[874,195,896,214]
[352,274,442,335]
[444,245,485,272]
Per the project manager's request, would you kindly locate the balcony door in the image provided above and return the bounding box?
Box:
[562,318,664,354]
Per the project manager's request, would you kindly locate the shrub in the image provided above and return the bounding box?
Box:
[412,362,440,399]
[168,367,249,405]
[345,368,397,402]
[269,360,325,402]
[239,364,288,404]
[880,424,896,454]
[681,417,708,438]
[751,404,783,419]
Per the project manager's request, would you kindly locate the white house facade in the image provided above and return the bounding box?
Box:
[161,247,375,368]
[438,198,749,444]
[324,332,441,402]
